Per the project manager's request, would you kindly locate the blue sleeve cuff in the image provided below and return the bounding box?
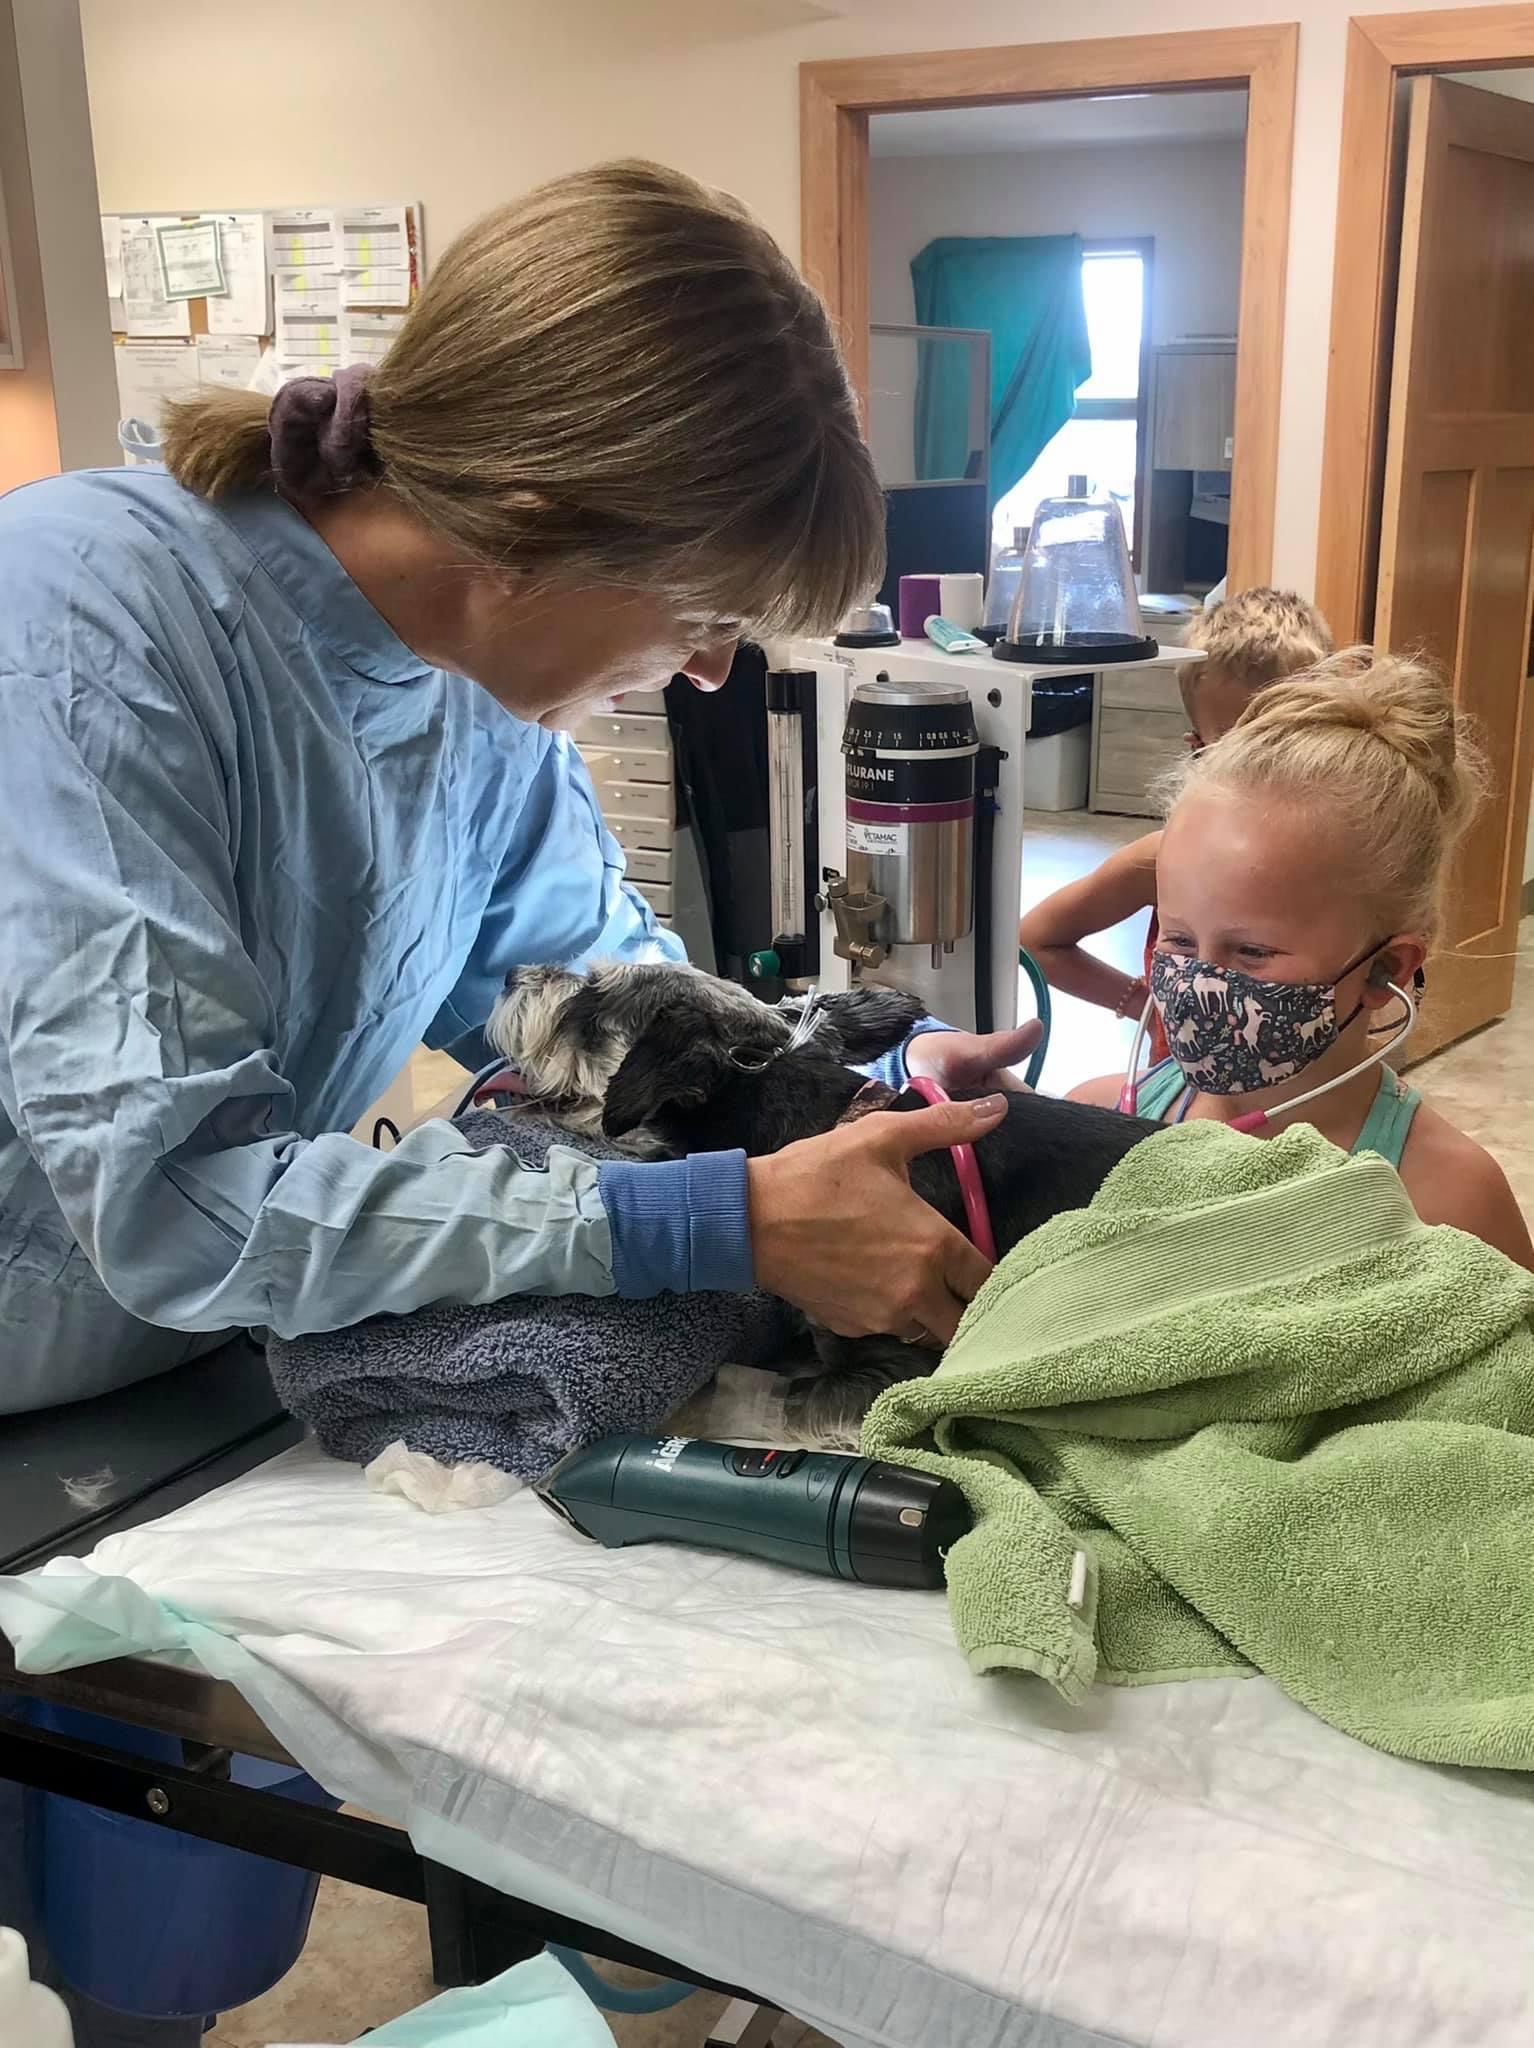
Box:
[598,1150,753,1298]
[863,1016,954,1091]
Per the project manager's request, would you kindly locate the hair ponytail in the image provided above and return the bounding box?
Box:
[161,388,275,498]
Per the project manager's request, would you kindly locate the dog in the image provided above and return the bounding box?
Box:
[489,960,1159,1443]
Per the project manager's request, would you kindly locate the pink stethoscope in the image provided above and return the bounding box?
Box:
[904,1074,997,1260]
[1117,978,1418,1135]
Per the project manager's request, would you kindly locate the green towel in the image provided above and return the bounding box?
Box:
[861,1119,1534,1768]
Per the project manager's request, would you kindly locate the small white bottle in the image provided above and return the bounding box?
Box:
[0,1928,74,2048]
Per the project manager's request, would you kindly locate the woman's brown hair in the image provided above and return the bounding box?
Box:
[162,160,884,638]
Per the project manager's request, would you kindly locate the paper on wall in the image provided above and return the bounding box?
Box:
[268,206,340,286]
[120,218,192,337]
[340,203,410,307]
[247,345,284,397]
[100,215,124,299]
[341,267,412,308]
[275,278,342,379]
[114,338,199,432]
[341,307,404,368]
[195,334,264,390]
[157,217,225,300]
[205,212,269,335]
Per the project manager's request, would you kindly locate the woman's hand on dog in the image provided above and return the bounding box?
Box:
[905,1021,1041,1095]
[746,1096,1009,1345]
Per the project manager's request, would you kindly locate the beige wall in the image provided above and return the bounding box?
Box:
[76,0,1508,595]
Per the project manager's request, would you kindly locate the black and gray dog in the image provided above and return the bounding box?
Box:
[489,960,1159,1441]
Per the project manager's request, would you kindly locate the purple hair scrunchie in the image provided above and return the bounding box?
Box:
[267,363,379,496]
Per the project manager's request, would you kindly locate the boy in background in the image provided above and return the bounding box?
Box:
[1019,588,1333,1058]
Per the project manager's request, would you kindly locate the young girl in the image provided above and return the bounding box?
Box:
[1020,588,1334,1059]
[1070,649,1534,1268]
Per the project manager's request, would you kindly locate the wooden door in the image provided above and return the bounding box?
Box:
[1376,76,1534,1061]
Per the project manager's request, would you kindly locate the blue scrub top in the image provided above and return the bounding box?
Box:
[0,468,750,1412]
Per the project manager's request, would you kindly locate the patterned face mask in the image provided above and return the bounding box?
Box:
[1149,942,1384,1096]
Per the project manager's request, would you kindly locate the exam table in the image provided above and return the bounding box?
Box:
[0,1342,762,2023]
[3,1349,1534,2048]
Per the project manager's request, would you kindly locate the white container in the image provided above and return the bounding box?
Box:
[938,571,984,631]
[0,1928,74,2048]
[117,418,161,468]
[1023,724,1091,811]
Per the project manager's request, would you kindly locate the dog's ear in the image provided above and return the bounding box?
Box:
[813,985,927,1061]
[601,1012,734,1140]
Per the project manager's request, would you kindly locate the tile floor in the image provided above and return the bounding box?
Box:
[223,809,1534,2047]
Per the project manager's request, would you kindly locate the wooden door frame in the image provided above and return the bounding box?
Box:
[1318,4,1534,640]
[800,25,1299,593]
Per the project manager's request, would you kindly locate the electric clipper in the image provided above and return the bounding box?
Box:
[537,1433,971,1589]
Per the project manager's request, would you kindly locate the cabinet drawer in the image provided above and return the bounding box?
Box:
[1096,710,1188,802]
[623,845,673,886]
[581,744,672,789]
[607,812,674,852]
[572,709,670,752]
[1100,666,1189,715]
[599,777,675,826]
[639,881,673,916]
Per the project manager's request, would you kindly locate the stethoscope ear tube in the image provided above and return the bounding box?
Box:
[1118,989,1157,1117]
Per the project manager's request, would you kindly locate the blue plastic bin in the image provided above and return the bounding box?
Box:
[30,1702,341,2019]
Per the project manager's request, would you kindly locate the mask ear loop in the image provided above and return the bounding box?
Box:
[1118,987,1158,1115]
[1228,980,1417,1135]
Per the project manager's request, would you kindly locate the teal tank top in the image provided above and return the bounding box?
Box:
[1130,1060,1421,1168]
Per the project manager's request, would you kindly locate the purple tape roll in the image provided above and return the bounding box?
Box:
[897,574,942,641]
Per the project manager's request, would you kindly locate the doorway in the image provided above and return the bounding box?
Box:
[800,24,1297,595]
[832,59,1271,1093]
[1318,10,1534,1062]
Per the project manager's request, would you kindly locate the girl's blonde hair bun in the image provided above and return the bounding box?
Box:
[1161,646,1488,939]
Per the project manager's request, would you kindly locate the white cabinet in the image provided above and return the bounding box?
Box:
[1089,663,1192,818]
[569,696,676,926]
[1151,344,1236,471]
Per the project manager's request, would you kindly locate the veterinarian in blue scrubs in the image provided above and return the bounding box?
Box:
[0,162,1024,1427]
[1,161,1037,2048]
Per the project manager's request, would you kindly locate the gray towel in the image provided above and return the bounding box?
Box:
[266,1109,793,1479]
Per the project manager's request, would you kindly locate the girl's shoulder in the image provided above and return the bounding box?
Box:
[1398,1096,1534,1269]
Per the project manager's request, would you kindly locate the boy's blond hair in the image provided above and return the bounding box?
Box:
[1179,587,1334,721]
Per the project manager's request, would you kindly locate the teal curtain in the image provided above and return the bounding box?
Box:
[910,234,1092,505]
